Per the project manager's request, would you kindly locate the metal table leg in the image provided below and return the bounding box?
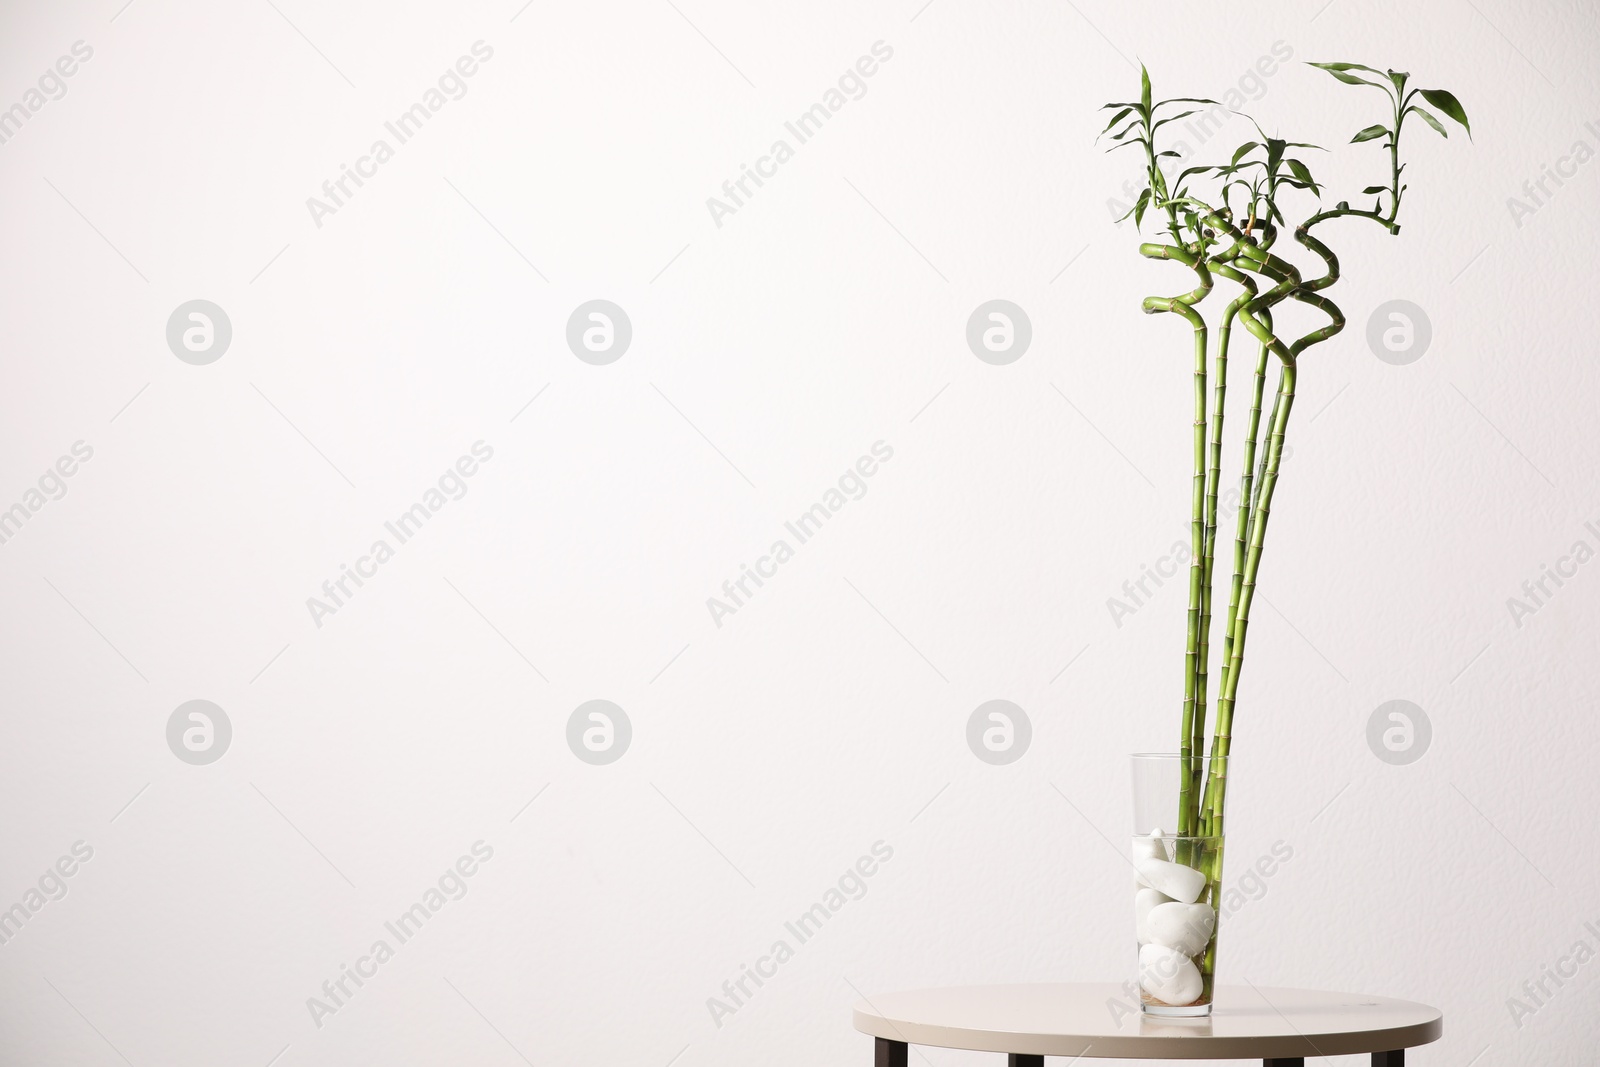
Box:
[1007,1056,1044,1067]
[875,1037,907,1067]
[1372,1053,1404,1066]
[1264,1060,1305,1066]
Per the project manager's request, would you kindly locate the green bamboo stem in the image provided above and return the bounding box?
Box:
[1194,213,1302,837]
[1193,258,1259,825]
[1220,322,1270,691]
[1248,382,1282,527]
[1200,223,1345,846]
[1149,210,1373,843]
[1209,219,1299,675]
[1204,227,1272,699]
[1138,241,1214,837]
[1185,319,1205,835]
[1196,203,1375,841]
[1146,214,1302,843]
[1205,361,1296,839]
[1286,231,1347,354]
[1196,220,1347,842]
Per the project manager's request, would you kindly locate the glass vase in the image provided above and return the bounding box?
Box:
[1131,753,1224,1016]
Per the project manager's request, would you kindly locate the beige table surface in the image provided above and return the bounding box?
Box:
[853,983,1442,1060]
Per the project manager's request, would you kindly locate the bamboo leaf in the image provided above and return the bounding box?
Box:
[1362,185,1388,194]
[1140,64,1152,113]
[1408,106,1448,138]
[1420,88,1472,138]
[1350,123,1388,143]
[1284,157,1320,193]
[1101,106,1134,134]
[1309,61,1386,75]
[1323,69,1385,88]
[1387,69,1409,95]
[1231,141,1260,165]
[1134,187,1151,227]
[1114,186,1150,224]
[1152,110,1199,131]
[1308,61,1389,91]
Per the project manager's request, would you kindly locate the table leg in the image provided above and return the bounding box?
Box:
[1372,1053,1404,1066]
[1007,1056,1044,1067]
[1263,1060,1305,1066]
[875,1037,907,1067]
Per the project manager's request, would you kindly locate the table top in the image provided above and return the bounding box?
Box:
[852,984,1442,1060]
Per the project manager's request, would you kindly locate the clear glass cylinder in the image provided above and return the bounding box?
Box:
[1131,751,1203,835]
[1131,753,1224,1016]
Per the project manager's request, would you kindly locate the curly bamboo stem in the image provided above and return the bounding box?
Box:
[1193,258,1259,829]
[1139,241,1213,836]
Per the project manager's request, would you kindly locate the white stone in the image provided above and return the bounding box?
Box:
[1135,888,1173,944]
[1132,830,1170,888]
[1135,858,1206,904]
[1145,901,1216,956]
[1132,830,1170,863]
[1139,943,1204,1006]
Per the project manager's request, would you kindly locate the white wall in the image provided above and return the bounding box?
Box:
[2,1,1595,1064]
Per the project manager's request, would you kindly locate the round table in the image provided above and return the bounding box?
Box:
[852,984,1441,1065]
